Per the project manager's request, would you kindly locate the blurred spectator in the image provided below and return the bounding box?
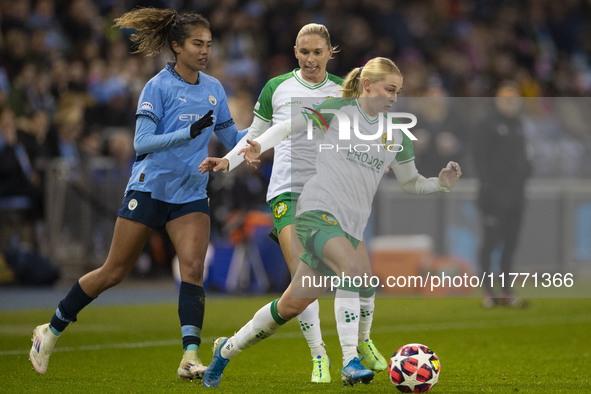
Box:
[1,28,30,80]
[473,82,532,308]
[53,97,84,166]
[19,110,55,173]
[106,130,134,175]
[0,107,43,249]
[7,63,36,117]
[411,85,465,176]
[86,58,133,126]
[0,107,39,199]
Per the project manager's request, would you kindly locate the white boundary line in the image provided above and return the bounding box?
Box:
[3,313,590,357]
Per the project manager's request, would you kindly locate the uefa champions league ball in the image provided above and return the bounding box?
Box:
[387,343,441,392]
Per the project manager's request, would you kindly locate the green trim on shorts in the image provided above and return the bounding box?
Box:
[295,210,360,277]
[268,192,300,244]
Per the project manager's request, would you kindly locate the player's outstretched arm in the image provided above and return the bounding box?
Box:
[392,160,462,194]
[199,113,308,174]
[211,117,271,173]
[240,111,309,160]
[198,138,262,174]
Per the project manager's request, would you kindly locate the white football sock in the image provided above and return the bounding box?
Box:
[220,300,285,359]
[359,293,375,342]
[297,299,327,358]
[334,289,360,365]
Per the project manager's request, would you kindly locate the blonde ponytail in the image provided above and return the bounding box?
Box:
[341,57,402,98]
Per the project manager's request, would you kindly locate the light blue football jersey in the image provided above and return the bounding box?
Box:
[125,63,242,203]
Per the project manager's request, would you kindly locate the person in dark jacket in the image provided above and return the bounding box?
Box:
[473,81,531,308]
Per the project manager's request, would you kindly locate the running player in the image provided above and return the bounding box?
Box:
[29,8,246,380]
[201,23,388,383]
[200,57,462,387]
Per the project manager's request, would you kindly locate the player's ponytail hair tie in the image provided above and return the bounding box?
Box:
[357,67,364,78]
[166,10,179,35]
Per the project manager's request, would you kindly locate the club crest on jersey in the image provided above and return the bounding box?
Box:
[128,199,138,211]
[382,133,397,149]
[140,101,153,110]
[274,202,287,219]
[208,95,217,106]
[322,214,338,225]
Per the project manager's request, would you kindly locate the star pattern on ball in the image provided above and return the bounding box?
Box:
[389,344,440,392]
[404,350,430,390]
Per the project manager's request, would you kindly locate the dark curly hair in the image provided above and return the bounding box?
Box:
[114,8,210,58]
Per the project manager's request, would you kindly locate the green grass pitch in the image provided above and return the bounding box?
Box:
[1,296,590,393]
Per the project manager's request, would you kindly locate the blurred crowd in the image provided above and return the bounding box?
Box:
[1,0,591,255]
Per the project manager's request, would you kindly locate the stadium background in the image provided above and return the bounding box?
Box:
[1,1,591,393]
[1,0,591,290]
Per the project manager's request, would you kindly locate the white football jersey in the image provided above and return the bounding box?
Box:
[253,69,343,202]
[296,98,415,240]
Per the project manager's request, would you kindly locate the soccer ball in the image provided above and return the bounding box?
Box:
[387,343,441,392]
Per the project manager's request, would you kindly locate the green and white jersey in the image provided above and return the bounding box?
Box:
[253,69,343,202]
[297,98,415,240]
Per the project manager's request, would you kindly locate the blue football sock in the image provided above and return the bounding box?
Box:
[49,281,95,333]
[178,281,205,350]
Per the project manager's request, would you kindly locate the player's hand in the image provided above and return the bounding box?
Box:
[190,110,214,138]
[438,161,462,190]
[199,157,229,173]
[238,139,262,169]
